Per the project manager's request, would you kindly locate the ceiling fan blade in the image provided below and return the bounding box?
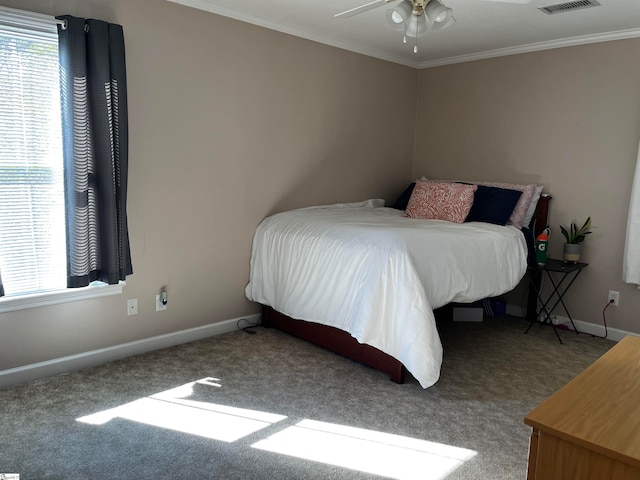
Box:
[335,0,397,18]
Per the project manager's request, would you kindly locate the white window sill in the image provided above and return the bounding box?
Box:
[0,282,125,314]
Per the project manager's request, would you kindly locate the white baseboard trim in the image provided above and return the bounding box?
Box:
[0,313,261,389]
[506,303,637,342]
[551,314,638,342]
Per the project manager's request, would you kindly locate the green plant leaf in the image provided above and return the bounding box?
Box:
[560,217,592,244]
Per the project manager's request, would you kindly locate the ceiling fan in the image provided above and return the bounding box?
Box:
[335,0,532,54]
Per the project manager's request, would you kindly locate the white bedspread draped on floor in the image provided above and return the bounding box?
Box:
[624,141,640,286]
[246,200,528,388]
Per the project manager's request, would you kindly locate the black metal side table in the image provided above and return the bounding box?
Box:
[525,258,588,344]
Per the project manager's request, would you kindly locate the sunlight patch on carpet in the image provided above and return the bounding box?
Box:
[252,419,477,480]
[75,377,287,442]
[76,377,475,478]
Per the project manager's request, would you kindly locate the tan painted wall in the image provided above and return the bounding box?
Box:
[2,0,639,374]
[414,40,640,333]
[0,0,417,370]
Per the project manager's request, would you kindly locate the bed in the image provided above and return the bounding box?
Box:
[246,181,550,388]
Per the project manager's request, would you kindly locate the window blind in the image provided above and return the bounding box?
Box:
[0,9,67,296]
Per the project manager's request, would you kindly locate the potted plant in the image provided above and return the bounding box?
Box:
[560,217,592,263]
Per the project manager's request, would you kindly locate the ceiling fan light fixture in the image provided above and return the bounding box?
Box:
[425,0,452,25]
[384,0,454,53]
[385,0,413,31]
[431,14,456,31]
[404,13,427,38]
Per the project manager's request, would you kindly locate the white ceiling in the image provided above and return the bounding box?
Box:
[167,0,640,68]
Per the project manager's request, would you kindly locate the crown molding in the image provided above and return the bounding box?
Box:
[166,0,417,68]
[167,1,640,70]
[417,27,640,69]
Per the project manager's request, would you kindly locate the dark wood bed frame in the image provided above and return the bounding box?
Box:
[261,194,551,384]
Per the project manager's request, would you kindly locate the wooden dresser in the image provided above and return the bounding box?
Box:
[524,336,640,480]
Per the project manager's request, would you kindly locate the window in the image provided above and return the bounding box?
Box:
[0,13,67,297]
[0,6,131,313]
[0,8,130,311]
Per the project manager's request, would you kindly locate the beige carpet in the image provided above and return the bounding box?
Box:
[0,314,613,479]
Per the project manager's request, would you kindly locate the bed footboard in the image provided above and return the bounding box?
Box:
[262,305,405,384]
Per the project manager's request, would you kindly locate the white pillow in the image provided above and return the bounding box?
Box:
[523,185,544,227]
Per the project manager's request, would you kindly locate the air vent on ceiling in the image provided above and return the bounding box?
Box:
[539,0,600,15]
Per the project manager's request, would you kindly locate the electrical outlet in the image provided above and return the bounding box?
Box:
[155,293,167,311]
[608,290,619,307]
[127,298,138,316]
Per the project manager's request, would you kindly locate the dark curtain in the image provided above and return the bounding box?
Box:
[0,268,4,297]
[57,16,132,287]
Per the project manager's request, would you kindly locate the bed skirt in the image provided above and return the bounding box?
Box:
[262,305,405,384]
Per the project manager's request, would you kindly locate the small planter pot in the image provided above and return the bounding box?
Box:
[563,243,582,263]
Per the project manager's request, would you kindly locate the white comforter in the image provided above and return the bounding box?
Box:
[245,200,528,388]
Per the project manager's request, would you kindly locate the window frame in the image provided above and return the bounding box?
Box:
[0,282,124,313]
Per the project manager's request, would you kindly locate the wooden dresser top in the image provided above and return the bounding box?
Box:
[525,336,640,467]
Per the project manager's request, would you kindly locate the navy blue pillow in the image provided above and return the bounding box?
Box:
[465,185,522,225]
[391,183,415,210]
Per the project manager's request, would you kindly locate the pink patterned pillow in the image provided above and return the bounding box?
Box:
[405,181,477,223]
[475,181,536,229]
